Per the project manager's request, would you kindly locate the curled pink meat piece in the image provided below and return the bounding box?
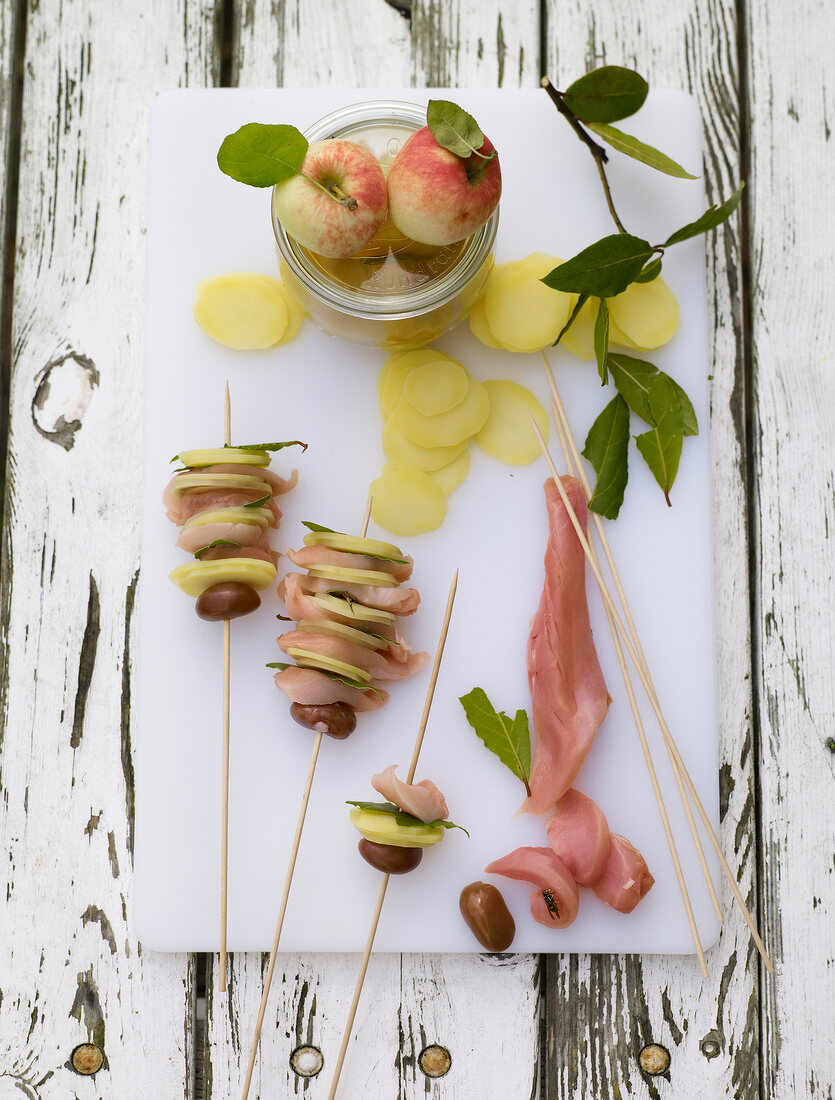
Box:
[273,666,388,712]
[371,764,448,823]
[176,522,271,554]
[287,571,420,615]
[546,788,612,887]
[277,630,428,682]
[286,544,413,583]
[591,834,655,914]
[485,846,579,929]
[521,477,611,814]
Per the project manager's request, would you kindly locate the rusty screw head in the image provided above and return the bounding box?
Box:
[71,1043,104,1075]
[638,1043,671,1076]
[419,1044,452,1078]
[289,1045,324,1078]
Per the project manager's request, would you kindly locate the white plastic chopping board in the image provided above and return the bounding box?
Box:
[134,88,721,953]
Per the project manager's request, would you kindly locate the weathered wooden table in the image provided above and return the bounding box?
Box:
[1,1,832,1097]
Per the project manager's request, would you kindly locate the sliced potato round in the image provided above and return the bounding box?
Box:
[176,447,270,468]
[609,276,680,349]
[309,593,395,625]
[559,295,598,361]
[349,806,445,848]
[468,296,504,349]
[378,349,443,417]
[402,360,469,416]
[302,531,405,561]
[425,447,471,496]
[382,414,468,472]
[296,619,389,651]
[370,470,447,536]
[273,283,307,344]
[168,472,272,498]
[475,380,550,465]
[392,378,489,448]
[194,273,290,349]
[183,506,272,530]
[170,557,276,597]
[305,564,398,588]
[484,254,572,353]
[286,647,372,683]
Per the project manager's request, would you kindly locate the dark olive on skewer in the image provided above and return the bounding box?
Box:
[196,581,261,621]
[290,701,357,739]
[358,839,424,874]
[459,881,515,951]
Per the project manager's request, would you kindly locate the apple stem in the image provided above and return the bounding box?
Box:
[300,171,359,210]
[540,75,628,235]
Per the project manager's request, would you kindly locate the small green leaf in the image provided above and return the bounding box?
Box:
[582,394,630,519]
[586,122,698,179]
[542,235,654,297]
[426,99,490,159]
[608,353,657,422]
[635,373,685,504]
[194,539,242,559]
[459,688,531,794]
[302,520,336,534]
[345,801,469,836]
[594,298,610,383]
[562,66,649,123]
[217,123,309,188]
[553,292,589,346]
[233,440,308,453]
[634,257,663,283]
[243,492,272,509]
[664,182,745,246]
[670,378,699,436]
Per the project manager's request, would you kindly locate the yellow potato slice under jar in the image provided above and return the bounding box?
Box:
[483,253,571,353]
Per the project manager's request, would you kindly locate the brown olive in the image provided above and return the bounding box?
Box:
[459,881,515,951]
[196,582,261,621]
[358,839,424,874]
[290,701,357,739]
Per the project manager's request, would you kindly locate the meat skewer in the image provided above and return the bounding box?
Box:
[164,385,303,991]
[529,392,772,973]
[325,571,459,1100]
[239,499,428,1100]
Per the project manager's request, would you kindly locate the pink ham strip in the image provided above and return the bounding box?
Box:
[485,846,579,929]
[163,465,297,525]
[521,477,611,814]
[371,764,448,823]
[591,834,655,914]
[545,788,611,887]
[277,630,428,682]
[288,571,420,615]
[273,665,388,712]
[286,544,413,583]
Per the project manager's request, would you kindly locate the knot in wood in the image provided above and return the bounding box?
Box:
[71,1043,104,1075]
[638,1043,670,1076]
[289,1045,324,1077]
[419,1044,452,1078]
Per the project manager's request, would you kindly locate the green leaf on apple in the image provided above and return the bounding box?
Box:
[594,298,609,383]
[634,373,686,504]
[426,99,494,160]
[582,394,630,519]
[664,181,745,246]
[217,123,308,187]
[585,121,698,179]
[541,234,655,297]
[562,66,649,123]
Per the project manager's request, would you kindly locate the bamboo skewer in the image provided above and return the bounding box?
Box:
[529,401,772,972]
[240,497,374,1100]
[219,382,232,992]
[326,570,459,1100]
[543,357,722,925]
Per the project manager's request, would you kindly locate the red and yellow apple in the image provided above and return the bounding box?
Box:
[272,139,388,258]
[386,126,502,246]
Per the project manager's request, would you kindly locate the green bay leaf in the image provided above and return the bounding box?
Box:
[608,353,657,422]
[664,182,745,246]
[426,99,487,159]
[582,394,630,519]
[586,122,698,179]
[554,292,589,346]
[594,298,610,383]
[634,373,685,503]
[233,439,308,453]
[459,687,531,794]
[217,123,308,188]
[562,66,648,123]
[542,234,654,297]
[634,257,663,283]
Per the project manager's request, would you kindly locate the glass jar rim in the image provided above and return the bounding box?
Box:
[272,100,498,321]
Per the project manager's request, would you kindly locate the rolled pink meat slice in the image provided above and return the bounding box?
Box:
[205,463,298,496]
[371,764,448,823]
[288,572,420,616]
[273,666,388,712]
[277,630,429,681]
[591,834,654,914]
[521,477,611,814]
[176,522,272,554]
[286,544,413,583]
[485,846,579,929]
[163,465,297,525]
[546,788,612,887]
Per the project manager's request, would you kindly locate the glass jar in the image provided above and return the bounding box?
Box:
[272,100,498,350]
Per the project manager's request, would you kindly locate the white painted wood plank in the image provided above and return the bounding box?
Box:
[542,3,760,1097]
[745,2,835,1097]
[0,1,221,1096]
[205,3,542,1098]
